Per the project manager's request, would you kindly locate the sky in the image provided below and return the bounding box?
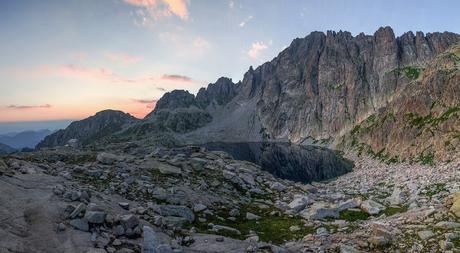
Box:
[1,0,460,125]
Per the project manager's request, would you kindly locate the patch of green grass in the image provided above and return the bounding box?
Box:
[394,66,422,80]
[339,209,369,222]
[423,183,447,198]
[192,205,315,245]
[382,205,408,216]
[419,152,435,166]
[452,236,460,247]
[331,82,345,90]
[406,106,460,130]
[448,52,460,62]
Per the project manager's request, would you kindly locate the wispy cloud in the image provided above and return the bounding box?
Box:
[239,15,253,27]
[229,1,235,9]
[247,41,269,60]
[161,74,191,82]
[6,104,51,110]
[159,32,211,58]
[132,98,158,109]
[105,52,142,65]
[12,64,203,86]
[125,0,189,25]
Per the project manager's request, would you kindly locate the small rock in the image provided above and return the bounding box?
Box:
[96,152,121,165]
[193,203,207,212]
[316,227,328,236]
[69,203,86,219]
[449,192,460,217]
[57,223,66,232]
[337,199,361,212]
[211,225,241,235]
[69,218,89,232]
[270,182,286,191]
[289,225,301,232]
[229,208,240,217]
[368,236,390,248]
[360,200,385,215]
[120,214,139,229]
[339,244,361,253]
[246,212,261,220]
[118,202,130,210]
[439,240,454,250]
[143,225,173,253]
[434,221,460,229]
[85,211,107,224]
[417,230,435,240]
[288,195,309,212]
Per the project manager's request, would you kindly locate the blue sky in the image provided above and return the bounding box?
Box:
[1,0,460,123]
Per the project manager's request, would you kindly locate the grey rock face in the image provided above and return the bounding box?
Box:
[141,90,214,134]
[196,77,239,107]
[151,205,195,222]
[143,226,173,253]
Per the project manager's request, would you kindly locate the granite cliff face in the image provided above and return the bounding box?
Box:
[340,43,460,162]
[37,110,138,148]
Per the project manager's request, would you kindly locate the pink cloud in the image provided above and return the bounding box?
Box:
[105,52,142,65]
[12,64,203,87]
[247,41,268,60]
[7,104,51,110]
[125,0,189,23]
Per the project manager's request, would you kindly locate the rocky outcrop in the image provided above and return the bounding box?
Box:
[236,27,459,144]
[340,43,460,162]
[37,110,138,148]
[196,77,240,107]
[140,90,213,134]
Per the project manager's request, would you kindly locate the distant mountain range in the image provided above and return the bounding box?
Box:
[0,143,15,155]
[0,129,53,149]
[37,27,460,163]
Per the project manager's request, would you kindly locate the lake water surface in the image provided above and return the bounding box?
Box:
[203,142,354,183]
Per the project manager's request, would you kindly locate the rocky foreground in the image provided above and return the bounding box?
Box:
[1,145,460,253]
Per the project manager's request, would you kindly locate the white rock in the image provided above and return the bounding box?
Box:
[288,195,309,212]
[360,200,385,215]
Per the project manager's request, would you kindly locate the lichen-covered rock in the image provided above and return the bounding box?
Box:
[449,192,460,217]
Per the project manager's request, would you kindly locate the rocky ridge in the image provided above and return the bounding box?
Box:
[38,110,138,148]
